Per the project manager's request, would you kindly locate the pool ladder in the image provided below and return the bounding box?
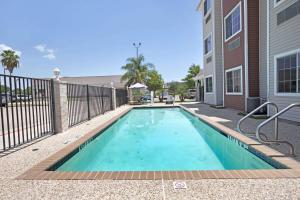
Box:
[237,102,300,156]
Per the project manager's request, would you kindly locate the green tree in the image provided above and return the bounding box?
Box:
[24,87,32,95]
[0,85,10,93]
[182,64,200,89]
[168,82,188,102]
[13,88,23,94]
[146,70,164,95]
[1,50,20,75]
[176,83,188,102]
[168,82,178,96]
[121,55,154,87]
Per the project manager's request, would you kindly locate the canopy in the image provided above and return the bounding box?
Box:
[129,83,147,89]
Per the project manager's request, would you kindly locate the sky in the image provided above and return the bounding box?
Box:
[1,0,203,82]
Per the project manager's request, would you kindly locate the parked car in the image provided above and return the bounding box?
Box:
[11,94,17,102]
[162,95,172,101]
[0,94,9,106]
[141,95,151,102]
[161,92,170,100]
[166,95,174,104]
[186,89,196,99]
[17,94,32,102]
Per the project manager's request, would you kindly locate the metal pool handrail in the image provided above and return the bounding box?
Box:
[255,103,300,156]
[237,102,279,139]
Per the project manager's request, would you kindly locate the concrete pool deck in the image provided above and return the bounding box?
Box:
[182,102,300,160]
[0,104,300,199]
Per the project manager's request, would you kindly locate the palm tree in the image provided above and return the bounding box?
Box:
[121,55,154,87]
[1,50,20,75]
[182,64,200,89]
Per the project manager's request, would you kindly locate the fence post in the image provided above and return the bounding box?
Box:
[52,80,69,133]
[86,85,91,120]
[111,87,117,110]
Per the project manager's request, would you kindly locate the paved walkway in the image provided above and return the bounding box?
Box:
[182,103,300,161]
[0,104,299,199]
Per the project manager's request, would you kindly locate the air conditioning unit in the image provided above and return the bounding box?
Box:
[247,97,265,114]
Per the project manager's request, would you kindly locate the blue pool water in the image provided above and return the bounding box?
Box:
[56,108,274,171]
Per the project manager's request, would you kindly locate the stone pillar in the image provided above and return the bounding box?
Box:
[111,87,117,110]
[52,80,69,133]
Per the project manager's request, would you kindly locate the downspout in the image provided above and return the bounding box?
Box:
[221,0,225,107]
[244,0,249,112]
[212,0,217,105]
[267,0,270,116]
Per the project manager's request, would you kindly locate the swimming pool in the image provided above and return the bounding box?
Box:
[53,107,275,172]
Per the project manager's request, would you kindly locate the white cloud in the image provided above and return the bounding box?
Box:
[34,44,56,60]
[0,44,22,57]
[43,53,56,60]
[34,44,46,53]
[46,49,54,54]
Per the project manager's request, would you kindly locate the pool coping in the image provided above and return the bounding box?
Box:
[18,105,300,180]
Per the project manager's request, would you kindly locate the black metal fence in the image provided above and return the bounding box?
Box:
[0,75,126,151]
[116,89,128,107]
[67,84,113,127]
[0,74,54,152]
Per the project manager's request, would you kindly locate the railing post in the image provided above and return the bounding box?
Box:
[111,87,117,110]
[87,84,90,120]
[52,80,69,133]
[50,79,56,133]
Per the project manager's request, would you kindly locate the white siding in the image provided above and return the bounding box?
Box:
[259,0,268,99]
[203,0,216,104]
[214,0,224,105]
[269,0,300,122]
[201,0,224,105]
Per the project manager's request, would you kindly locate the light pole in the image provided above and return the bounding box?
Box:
[53,67,61,81]
[133,42,141,59]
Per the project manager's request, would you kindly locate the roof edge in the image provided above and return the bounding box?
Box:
[61,75,122,78]
[196,0,204,11]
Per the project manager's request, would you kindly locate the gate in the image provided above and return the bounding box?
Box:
[116,89,128,107]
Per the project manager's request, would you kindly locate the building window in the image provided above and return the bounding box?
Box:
[274,0,287,8]
[204,33,212,55]
[277,1,300,25]
[226,66,243,95]
[205,13,211,24]
[206,56,212,63]
[205,76,213,93]
[276,51,300,94]
[204,0,211,17]
[224,2,242,41]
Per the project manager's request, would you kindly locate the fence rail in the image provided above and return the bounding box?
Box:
[67,84,113,127]
[0,74,127,151]
[116,89,128,107]
[0,74,54,152]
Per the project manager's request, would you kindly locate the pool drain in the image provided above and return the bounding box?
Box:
[173,181,187,190]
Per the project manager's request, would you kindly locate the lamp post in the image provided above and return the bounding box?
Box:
[133,42,141,59]
[53,67,61,81]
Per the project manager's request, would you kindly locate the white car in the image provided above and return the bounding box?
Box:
[187,89,196,99]
[17,94,32,102]
[0,94,9,106]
